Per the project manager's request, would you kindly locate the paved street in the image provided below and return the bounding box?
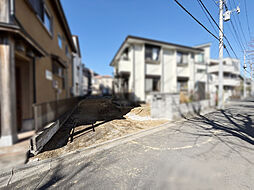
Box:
[2,99,254,189]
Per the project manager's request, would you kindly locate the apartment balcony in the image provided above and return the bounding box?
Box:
[177,65,190,77]
[211,77,240,87]
[146,63,161,75]
[208,64,239,74]
[118,59,132,73]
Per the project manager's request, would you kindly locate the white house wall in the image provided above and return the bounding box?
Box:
[134,44,145,101]
[163,49,177,93]
[188,54,195,93]
[146,63,161,76]
[111,38,213,102]
[72,53,82,96]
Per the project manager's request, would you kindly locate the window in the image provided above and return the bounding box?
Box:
[52,62,64,77]
[58,34,62,48]
[65,45,69,57]
[44,8,52,33]
[197,69,206,73]
[195,53,204,63]
[28,0,44,19]
[122,48,129,60]
[232,61,239,71]
[145,76,161,92]
[145,44,160,62]
[177,52,188,65]
[28,0,53,34]
[177,78,188,92]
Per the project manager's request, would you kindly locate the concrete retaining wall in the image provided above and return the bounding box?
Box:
[150,93,215,120]
[30,98,81,155]
[33,97,81,132]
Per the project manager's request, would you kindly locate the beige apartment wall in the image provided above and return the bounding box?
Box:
[15,53,33,120]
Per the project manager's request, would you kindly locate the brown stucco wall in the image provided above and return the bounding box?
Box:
[15,52,33,120]
[15,0,73,104]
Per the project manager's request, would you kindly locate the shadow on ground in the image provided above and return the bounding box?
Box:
[176,99,254,164]
[39,97,138,154]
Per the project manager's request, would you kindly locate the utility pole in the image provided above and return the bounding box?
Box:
[218,0,224,109]
[244,50,247,98]
[251,61,254,96]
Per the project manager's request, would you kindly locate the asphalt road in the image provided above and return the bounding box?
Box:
[2,99,254,189]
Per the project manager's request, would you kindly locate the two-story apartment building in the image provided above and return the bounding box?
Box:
[72,35,83,96]
[110,36,210,102]
[208,58,241,100]
[0,0,76,146]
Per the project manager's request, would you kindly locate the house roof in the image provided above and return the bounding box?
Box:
[110,35,204,66]
[95,75,112,79]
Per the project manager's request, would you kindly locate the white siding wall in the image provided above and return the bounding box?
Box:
[128,46,134,93]
[188,54,195,93]
[163,49,177,93]
[146,64,161,76]
[72,53,82,96]
[134,44,145,101]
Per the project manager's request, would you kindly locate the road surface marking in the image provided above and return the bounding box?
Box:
[130,136,213,151]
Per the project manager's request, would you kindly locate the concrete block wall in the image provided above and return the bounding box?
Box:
[150,93,215,120]
[33,96,81,131]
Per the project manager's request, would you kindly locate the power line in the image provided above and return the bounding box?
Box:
[243,0,252,39]
[197,0,238,58]
[226,21,243,51]
[230,19,246,51]
[195,0,218,36]
[210,0,219,7]
[227,0,248,49]
[174,0,220,41]
[229,0,248,46]
[225,2,246,51]
[174,0,239,60]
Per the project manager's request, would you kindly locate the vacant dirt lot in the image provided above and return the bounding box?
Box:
[32,97,168,160]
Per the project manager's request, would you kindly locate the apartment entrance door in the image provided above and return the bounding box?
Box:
[15,52,34,132]
[15,66,22,131]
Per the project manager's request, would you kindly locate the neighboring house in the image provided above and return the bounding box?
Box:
[82,66,92,96]
[208,58,241,100]
[72,35,83,96]
[93,75,113,96]
[0,0,76,146]
[110,36,210,102]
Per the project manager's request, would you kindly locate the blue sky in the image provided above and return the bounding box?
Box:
[62,0,254,76]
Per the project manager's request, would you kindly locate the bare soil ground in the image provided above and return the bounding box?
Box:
[32,98,168,161]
